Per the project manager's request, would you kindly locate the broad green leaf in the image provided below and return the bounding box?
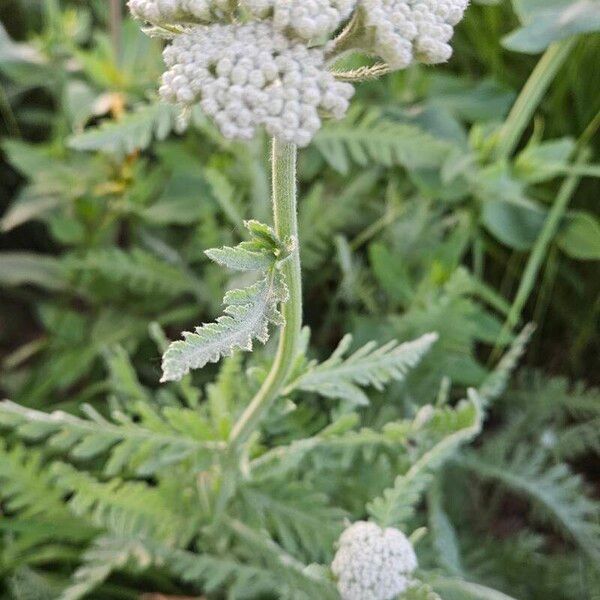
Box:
[515,137,576,183]
[558,211,600,260]
[481,199,547,250]
[505,0,600,53]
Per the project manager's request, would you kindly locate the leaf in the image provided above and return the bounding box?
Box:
[205,220,286,272]
[239,482,345,561]
[514,137,576,183]
[458,446,600,562]
[558,210,600,260]
[0,252,68,290]
[67,247,204,298]
[0,186,63,232]
[504,0,600,53]
[430,576,520,600]
[368,391,483,528]
[59,536,153,600]
[479,324,536,406]
[68,102,179,155]
[403,582,443,600]
[206,246,276,272]
[0,400,223,477]
[287,333,438,407]
[313,107,451,175]
[481,199,547,250]
[161,269,289,382]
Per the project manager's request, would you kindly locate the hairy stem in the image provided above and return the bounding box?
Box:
[495,40,575,160]
[228,140,302,450]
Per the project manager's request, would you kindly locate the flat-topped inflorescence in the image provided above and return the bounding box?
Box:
[331,521,418,600]
[360,0,469,68]
[159,21,354,146]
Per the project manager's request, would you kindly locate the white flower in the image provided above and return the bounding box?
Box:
[331,521,418,600]
[159,21,354,146]
[360,0,469,68]
[272,0,358,40]
[128,0,231,25]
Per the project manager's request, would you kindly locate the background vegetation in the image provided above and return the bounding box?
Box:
[0,0,599,598]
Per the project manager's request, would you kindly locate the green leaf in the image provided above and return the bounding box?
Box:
[481,199,547,250]
[0,252,68,291]
[161,269,289,382]
[558,211,600,260]
[430,576,520,600]
[205,220,286,272]
[313,107,451,175]
[68,102,179,155]
[367,391,483,527]
[504,0,600,53]
[458,445,600,562]
[514,137,576,183]
[287,333,438,407]
[0,401,223,477]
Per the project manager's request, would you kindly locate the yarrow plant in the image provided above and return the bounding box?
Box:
[127,1,471,597]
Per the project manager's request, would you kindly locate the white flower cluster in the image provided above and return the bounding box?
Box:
[331,521,418,600]
[128,0,231,24]
[361,0,469,68]
[272,0,358,40]
[159,22,354,146]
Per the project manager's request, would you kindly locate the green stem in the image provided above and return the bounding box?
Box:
[228,140,303,450]
[495,40,575,160]
[110,0,123,66]
[494,148,589,355]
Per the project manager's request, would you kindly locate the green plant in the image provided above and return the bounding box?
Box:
[0,1,599,599]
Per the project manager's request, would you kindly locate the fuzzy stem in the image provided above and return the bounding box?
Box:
[228,140,302,450]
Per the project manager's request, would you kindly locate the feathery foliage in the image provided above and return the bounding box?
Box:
[287,332,438,407]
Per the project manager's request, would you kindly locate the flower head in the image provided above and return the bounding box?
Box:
[331,521,418,600]
[272,0,358,41]
[360,0,469,68]
[159,21,354,146]
[128,0,232,25]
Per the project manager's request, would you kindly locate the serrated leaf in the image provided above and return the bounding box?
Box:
[205,247,275,272]
[161,269,289,382]
[314,107,451,175]
[287,333,438,407]
[368,391,483,527]
[68,102,178,155]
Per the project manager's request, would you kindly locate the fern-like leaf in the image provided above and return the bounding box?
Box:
[67,247,205,299]
[161,269,288,381]
[51,463,195,545]
[458,446,600,562]
[59,535,153,600]
[368,391,483,528]
[238,481,346,562]
[161,220,292,381]
[287,332,438,407]
[0,400,224,476]
[313,107,451,175]
[68,102,180,155]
